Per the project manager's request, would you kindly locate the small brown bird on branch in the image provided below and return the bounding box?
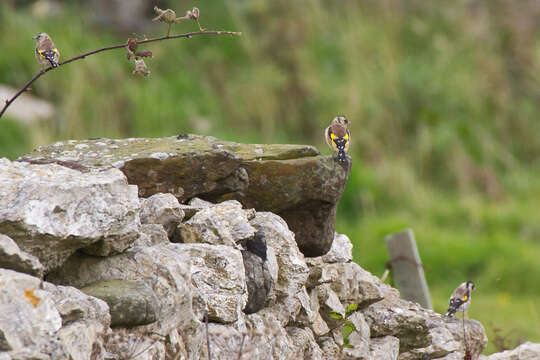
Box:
[325,116,351,163]
[33,32,60,69]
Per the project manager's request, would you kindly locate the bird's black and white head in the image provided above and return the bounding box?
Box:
[32,33,47,41]
[466,280,475,292]
[332,115,349,127]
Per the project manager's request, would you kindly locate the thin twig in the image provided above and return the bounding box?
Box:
[0,30,241,119]
[237,333,246,360]
[462,309,471,359]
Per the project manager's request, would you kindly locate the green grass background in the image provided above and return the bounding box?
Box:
[1,1,539,353]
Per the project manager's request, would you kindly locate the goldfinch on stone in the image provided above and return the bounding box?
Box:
[325,115,350,163]
[445,281,475,318]
[33,32,60,69]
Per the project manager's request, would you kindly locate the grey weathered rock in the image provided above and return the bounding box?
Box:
[139,192,184,236]
[341,312,371,360]
[250,212,308,298]
[286,327,324,360]
[80,280,159,327]
[0,158,140,271]
[242,250,272,314]
[0,269,110,360]
[228,154,350,257]
[19,135,349,257]
[315,284,346,328]
[47,243,194,336]
[243,313,295,360]
[0,269,63,354]
[480,342,540,360]
[179,197,214,219]
[307,259,384,308]
[0,233,44,277]
[103,328,166,360]
[176,243,247,323]
[317,336,341,360]
[177,201,256,247]
[195,314,299,360]
[364,291,487,359]
[368,336,399,360]
[49,284,110,360]
[321,232,353,263]
[249,212,309,326]
[131,223,169,248]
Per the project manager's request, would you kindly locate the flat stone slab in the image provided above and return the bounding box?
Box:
[19,135,350,257]
[80,280,159,327]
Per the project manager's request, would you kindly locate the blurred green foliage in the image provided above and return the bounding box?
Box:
[1,0,539,353]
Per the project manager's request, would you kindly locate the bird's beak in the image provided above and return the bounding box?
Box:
[32,35,39,40]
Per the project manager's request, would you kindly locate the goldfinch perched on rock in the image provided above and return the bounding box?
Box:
[325,116,350,163]
[445,281,475,318]
[33,32,60,69]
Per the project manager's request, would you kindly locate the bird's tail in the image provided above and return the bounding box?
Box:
[334,138,347,163]
[42,51,58,68]
[445,298,461,317]
[46,57,58,68]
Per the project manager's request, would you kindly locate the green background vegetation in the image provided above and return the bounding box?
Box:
[1,1,539,353]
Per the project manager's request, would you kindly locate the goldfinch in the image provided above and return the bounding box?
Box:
[325,116,350,163]
[33,32,60,69]
[445,281,475,318]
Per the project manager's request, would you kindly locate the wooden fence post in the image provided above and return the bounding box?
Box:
[385,228,432,310]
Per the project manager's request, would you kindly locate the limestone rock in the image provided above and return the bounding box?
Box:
[131,223,169,248]
[80,280,159,327]
[243,313,295,360]
[307,259,384,308]
[242,250,272,314]
[18,135,249,201]
[177,201,256,247]
[49,284,110,360]
[47,243,194,336]
[368,336,399,360]
[316,284,346,328]
[0,158,140,271]
[321,232,353,263]
[341,312,371,359]
[0,233,44,277]
[176,243,247,323]
[49,284,110,328]
[286,327,324,360]
[0,269,64,355]
[104,328,166,360]
[480,342,540,360]
[363,290,487,359]
[250,212,308,298]
[180,197,214,219]
[0,269,110,360]
[139,192,184,236]
[228,154,350,257]
[19,135,349,257]
[317,336,341,360]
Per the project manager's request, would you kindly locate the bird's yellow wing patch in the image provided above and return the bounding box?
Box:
[463,295,468,301]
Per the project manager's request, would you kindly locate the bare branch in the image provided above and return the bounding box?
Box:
[0,30,241,119]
